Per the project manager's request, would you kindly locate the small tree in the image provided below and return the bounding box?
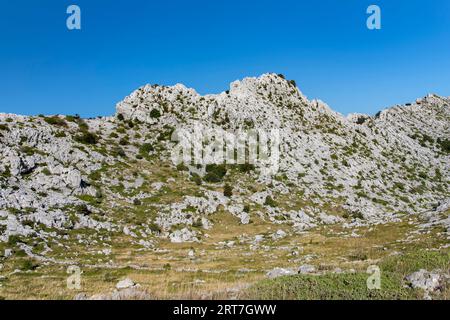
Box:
[224,184,233,197]
[74,132,98,145]
[438,138,450,153]
[150,109,161,119]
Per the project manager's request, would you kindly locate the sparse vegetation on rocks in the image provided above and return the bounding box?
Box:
[0,74,448,300]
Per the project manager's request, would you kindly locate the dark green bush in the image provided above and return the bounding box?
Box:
[1,166,11,178]
[176,163,188,171]
[191,173,202,186]
[238,163,255,173]
[44,116,67,127]
[88,170,101,181]
[74,131,98,145]
[7,235,22,246]
[204,164,227,183]
[76,204,91,215]
[224,184,233,197]
[438,138,450,153]
[418,172,427,179]
[150,109,161,119]
[157,127,175,141]
[139,143,154,155]
[65,115,80,122]
[119,137,129,146]
[149,223,161,234]
[111,147,126,158]
[77,119,89,131]
[55,131,66,138]
[20,259,39,271]
[20,145,36,156]
[264,196,278,207]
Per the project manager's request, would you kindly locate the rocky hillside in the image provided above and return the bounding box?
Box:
[0,74,449,299]
[1,74,449,241]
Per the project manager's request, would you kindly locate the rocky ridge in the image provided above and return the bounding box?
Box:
[0,73,449,258]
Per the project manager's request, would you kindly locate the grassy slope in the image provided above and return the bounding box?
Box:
[244,250,449,300]
[0,154,449,299]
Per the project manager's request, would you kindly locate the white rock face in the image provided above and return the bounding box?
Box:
[169,228,198,243]
[120,74,448,219]
[0,73,449,249]
[405,269,447,299]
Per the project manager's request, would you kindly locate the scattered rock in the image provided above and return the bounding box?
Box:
[298,265,316,274]
[75,288,152,300]
[405,269,446,299]
[116,278,136,290]
[272,230,287,240]
[4,249,12,258]
[169,228,198,243]
[266,267,296,279]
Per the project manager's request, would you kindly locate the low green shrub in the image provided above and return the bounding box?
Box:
[264,196,278,207]
[204,164,227,183]
[224,184,233,197]
[74,131,98,145]
[44,116,67,127]
[150,109,161,118]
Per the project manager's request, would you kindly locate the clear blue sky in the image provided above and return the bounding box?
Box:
[1,0,449,117]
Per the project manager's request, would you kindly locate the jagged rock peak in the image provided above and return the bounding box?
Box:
[115,73,307,118]
[116,73,449,125]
